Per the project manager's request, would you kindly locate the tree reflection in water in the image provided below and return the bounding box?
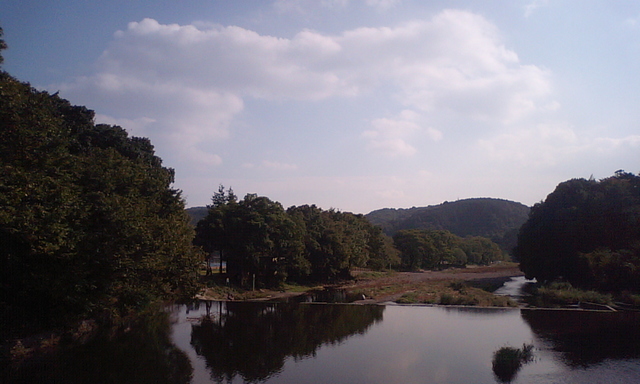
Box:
[521,309,640,367]
[190,301,384,383]
[3,310,193,384]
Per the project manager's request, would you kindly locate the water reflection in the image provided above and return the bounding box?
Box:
[171,303,640,384]
[188,301,384,383]
[4,311,192,384]
[522,309,640,367]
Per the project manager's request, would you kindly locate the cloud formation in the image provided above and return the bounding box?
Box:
[60,11,552,162]
[52,9,574,210]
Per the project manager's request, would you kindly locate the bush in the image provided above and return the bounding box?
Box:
[492,344,534,383]
[527,282,613,307]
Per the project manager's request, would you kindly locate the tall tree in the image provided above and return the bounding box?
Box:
[196,193,307,288]
[515,171,640,291]
[0,72,201,336]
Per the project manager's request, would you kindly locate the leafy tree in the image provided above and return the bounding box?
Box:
[194,185,237,274]
[0,71,201,336]
[196,193,307,288]
[459,236,504,265]
[366,225,401,270]
[286,205,390,281]
[394,229,502,270]
[393,229,436,271]
[515,171,640,291]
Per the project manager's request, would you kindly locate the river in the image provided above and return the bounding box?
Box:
[169,299,640,384]
[6,278,640,383]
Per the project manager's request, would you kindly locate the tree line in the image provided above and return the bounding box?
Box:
[393,229,505,271]
[194,186,401,287]
[515,170,640,293]
[0,34,201,337]
[194,187,507,288]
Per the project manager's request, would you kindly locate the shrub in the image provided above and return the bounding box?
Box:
[492,344,534,383]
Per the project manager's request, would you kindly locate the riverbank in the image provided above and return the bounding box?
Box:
[197,263,524,306]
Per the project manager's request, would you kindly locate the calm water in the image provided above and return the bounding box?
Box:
[169,302,640,384]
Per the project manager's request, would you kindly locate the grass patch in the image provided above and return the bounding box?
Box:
[526,281,613,307]
[384,280,516,307]
[353,270,397,281]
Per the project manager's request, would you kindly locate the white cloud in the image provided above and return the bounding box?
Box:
[74,11,551,109]
[57,11,555,207]
[524,0,549,18]
[362,110,442,157]
[479,124,640,168]
[275,0,401,12]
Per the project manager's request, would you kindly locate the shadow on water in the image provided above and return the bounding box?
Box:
[290,288,366,303]
[521,309,640,367]
[2,310,193,384]
[189,301,384,383]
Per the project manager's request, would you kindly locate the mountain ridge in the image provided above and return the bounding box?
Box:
[365,198,530,254]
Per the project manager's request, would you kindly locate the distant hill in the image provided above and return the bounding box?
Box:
[186,206,208,227]
[366,198,530,254]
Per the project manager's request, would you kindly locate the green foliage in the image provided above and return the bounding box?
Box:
[0,73,201,337]
[525,282,613,307]
[393,229,503,270]
[492,344,534,383]
[515,171,640,291]
[195,197,399,287]
[196,191,306,288]
[366,198,529,254]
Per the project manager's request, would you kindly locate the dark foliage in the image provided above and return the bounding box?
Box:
[366,198,530,254]
[515,171,640,291]
[190,301,384,383]
[194,190,399,287]
[0,72,201,338]
[393,229,504,271]
[185,206,208,227]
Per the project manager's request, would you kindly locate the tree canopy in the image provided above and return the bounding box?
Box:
[366,198,529,254]
[0,71,201,336]
[514,171,640,292]
[393,229,504,271]
[195,189,399,287]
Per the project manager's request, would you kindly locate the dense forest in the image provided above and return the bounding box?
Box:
[393,229,505,271]
[193,186,400,288]
[366,198,530,254]
[515,171,640,293]
[0,34,201,339]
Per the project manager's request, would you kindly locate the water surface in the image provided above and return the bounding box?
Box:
[170,302,640,384]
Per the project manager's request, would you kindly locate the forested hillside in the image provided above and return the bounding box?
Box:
[366,198,530,253]
[186,206,208,226]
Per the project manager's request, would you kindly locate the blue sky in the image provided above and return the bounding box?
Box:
[2,0,640,213]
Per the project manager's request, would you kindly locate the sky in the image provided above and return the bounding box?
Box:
[2,0,640,213]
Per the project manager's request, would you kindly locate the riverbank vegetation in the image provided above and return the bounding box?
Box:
[514,171,640,308]
[194,186,509,291]
[0,36,201,342]
[492,343,534,383]
[514,171,640,305]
